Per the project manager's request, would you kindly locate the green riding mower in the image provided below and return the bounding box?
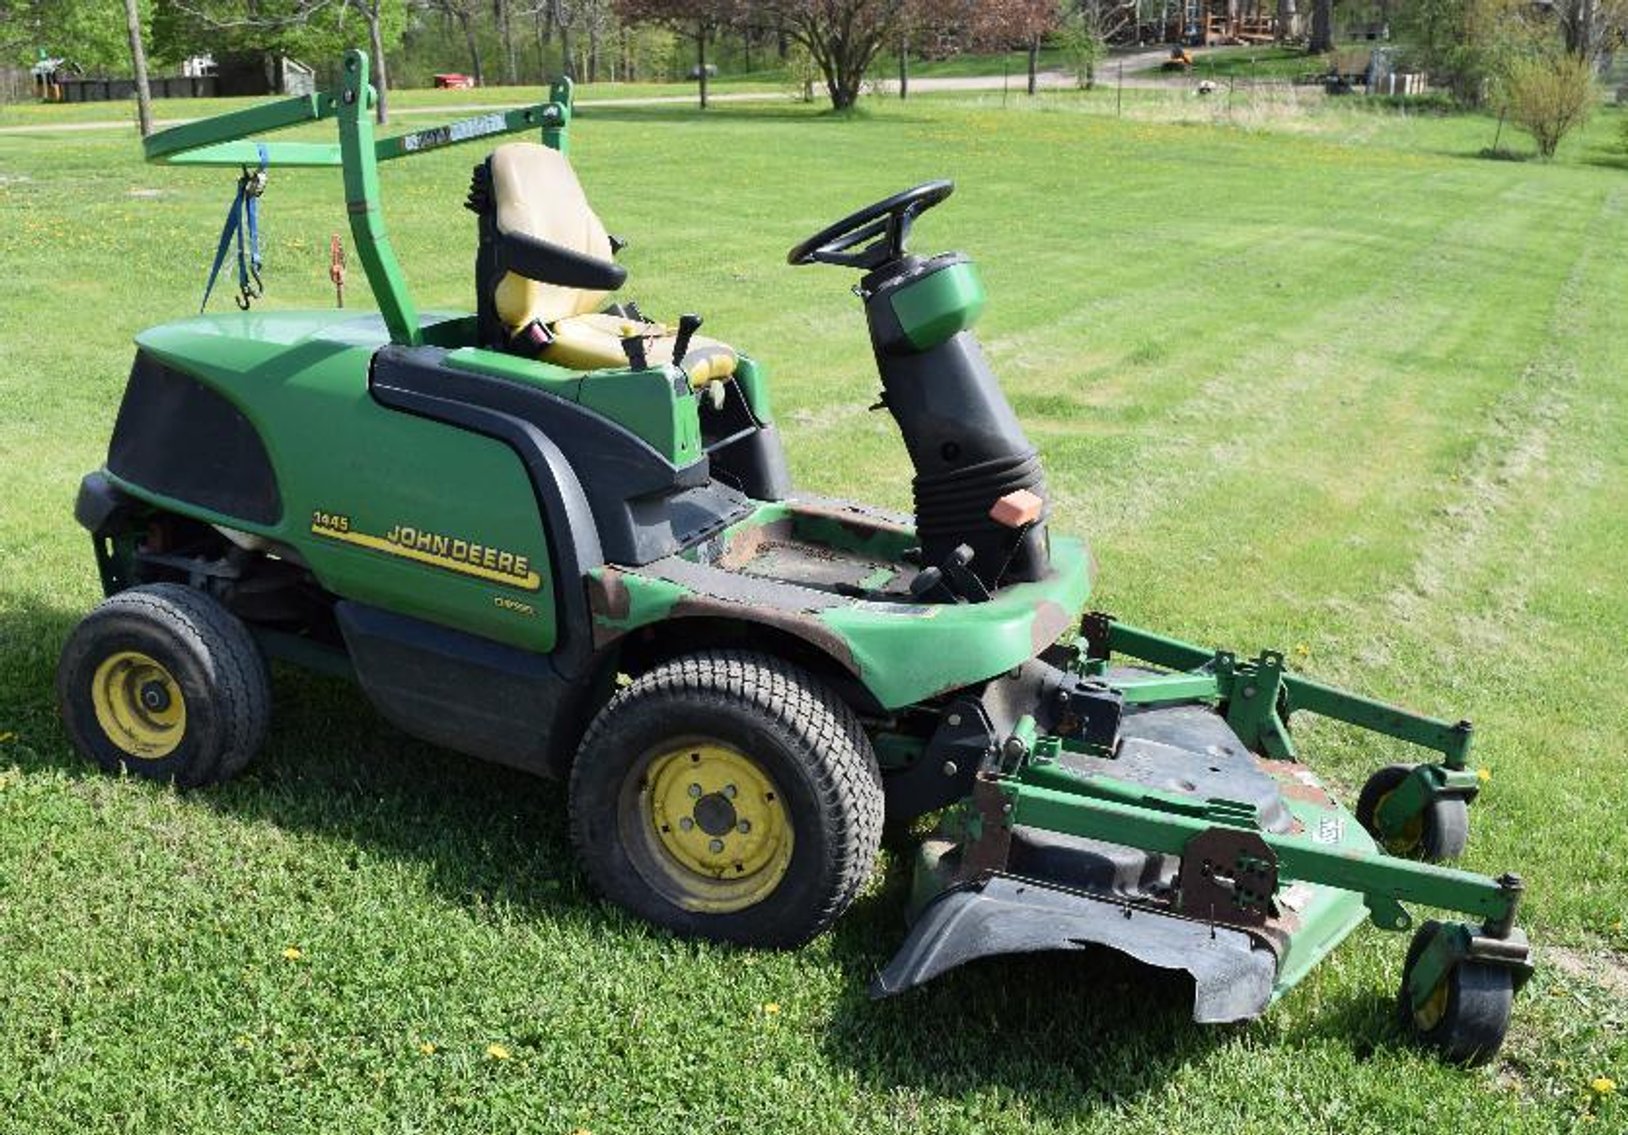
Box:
[59,51,1533,1065]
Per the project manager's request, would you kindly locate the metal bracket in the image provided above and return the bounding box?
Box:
[1406,920,1535,1010]
[1365,893,1412,932]
[1178,828,1279,928]
[882,696,989,823]
[1374,763,1482,838]
[1081,610,1115,662]
[1218,650,1296,760]
[961,773,1016,878]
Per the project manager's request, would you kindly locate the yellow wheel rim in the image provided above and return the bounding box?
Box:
[90,650,186,760]
[625,740,793,914]
[1375,788,1424,855]
[1413,974,1451,1031]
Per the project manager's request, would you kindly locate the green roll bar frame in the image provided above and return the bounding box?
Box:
[142,49,573,348]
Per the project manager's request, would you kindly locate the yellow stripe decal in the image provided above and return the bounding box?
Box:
[311,520,542,591]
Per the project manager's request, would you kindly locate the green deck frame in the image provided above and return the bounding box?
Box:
[1006,614,1527,940]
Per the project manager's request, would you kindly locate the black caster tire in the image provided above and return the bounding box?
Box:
[568,650,883,948]
[1397,920,1514,1066]
[57,583,271,787]
[1356,763,1470,862]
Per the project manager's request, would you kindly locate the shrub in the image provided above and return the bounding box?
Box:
[1498,52,1598,159]
[1055,7,1106,91]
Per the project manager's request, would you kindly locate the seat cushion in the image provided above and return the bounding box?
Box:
[542,311,737,385]
[489,143,616,334]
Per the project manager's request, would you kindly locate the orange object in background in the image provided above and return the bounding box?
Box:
[433,73,476,90]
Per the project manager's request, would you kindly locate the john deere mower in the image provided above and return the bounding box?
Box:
[59,51,1534,1064]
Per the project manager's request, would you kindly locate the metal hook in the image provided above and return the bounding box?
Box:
[235,265,262,310]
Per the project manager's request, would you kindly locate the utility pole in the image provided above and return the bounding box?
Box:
[122,0,154,137]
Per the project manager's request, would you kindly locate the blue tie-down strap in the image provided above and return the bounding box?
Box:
[199,144,268,313]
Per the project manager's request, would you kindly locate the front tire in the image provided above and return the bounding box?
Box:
[568,650,884,948]
[57,584,271,787]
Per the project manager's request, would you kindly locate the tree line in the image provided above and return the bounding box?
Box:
[4,1,1624,155]
[2,1,1114,122]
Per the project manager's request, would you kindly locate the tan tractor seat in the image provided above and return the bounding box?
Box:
[545,311,737,382]
[484,142,737,384]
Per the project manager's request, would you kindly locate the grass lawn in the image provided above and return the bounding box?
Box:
[2,86,1626,1132]
[1191,44,1330,82]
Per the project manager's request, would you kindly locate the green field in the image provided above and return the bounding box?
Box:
[1,87,1625,1132]
[1190,44,1330,82]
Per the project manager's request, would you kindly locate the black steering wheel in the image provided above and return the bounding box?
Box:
[786,180,955,271]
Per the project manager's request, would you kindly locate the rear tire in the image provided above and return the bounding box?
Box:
[57,584,271,787]
[568,650,883,948]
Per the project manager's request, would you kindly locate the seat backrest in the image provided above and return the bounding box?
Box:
[488,142,615,333]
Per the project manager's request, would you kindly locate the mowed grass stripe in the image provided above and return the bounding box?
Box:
[1050,168,1592,646]
[1373,185,1628,939]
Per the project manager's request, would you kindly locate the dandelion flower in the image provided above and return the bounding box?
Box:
[486,1043,512,1060]
[1592,1077,1616,1095]
[762,1002,781,1015]
[281,946,303,961]
[1477,768,1492,783]
[419,1042,436,1055]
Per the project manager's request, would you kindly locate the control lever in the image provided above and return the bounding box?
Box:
[908,565,956,604]
[941,544,991,603]
[620,330,648,369]
[671,313,702,366]
[907,544,990,604]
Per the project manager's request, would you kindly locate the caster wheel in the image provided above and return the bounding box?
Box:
[1356,763,1469,862]
[57,583,271,787]
[569,650,883,949]
[1398,920,1513,1066]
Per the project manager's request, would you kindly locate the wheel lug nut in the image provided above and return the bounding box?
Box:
[708,838,725,853]
[723,784,737,798]
[737,820,751,834]
[688,783,702,798]
[679,817,695,831]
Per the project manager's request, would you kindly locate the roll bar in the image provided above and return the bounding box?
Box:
[142,49,575,346]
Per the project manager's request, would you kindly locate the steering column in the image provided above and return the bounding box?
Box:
[788,182,1051,595]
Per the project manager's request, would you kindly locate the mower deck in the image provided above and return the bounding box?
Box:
[876,679,1375,1021]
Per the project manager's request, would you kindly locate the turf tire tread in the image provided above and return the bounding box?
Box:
[59,583,271,786]
[569,649,883,947]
